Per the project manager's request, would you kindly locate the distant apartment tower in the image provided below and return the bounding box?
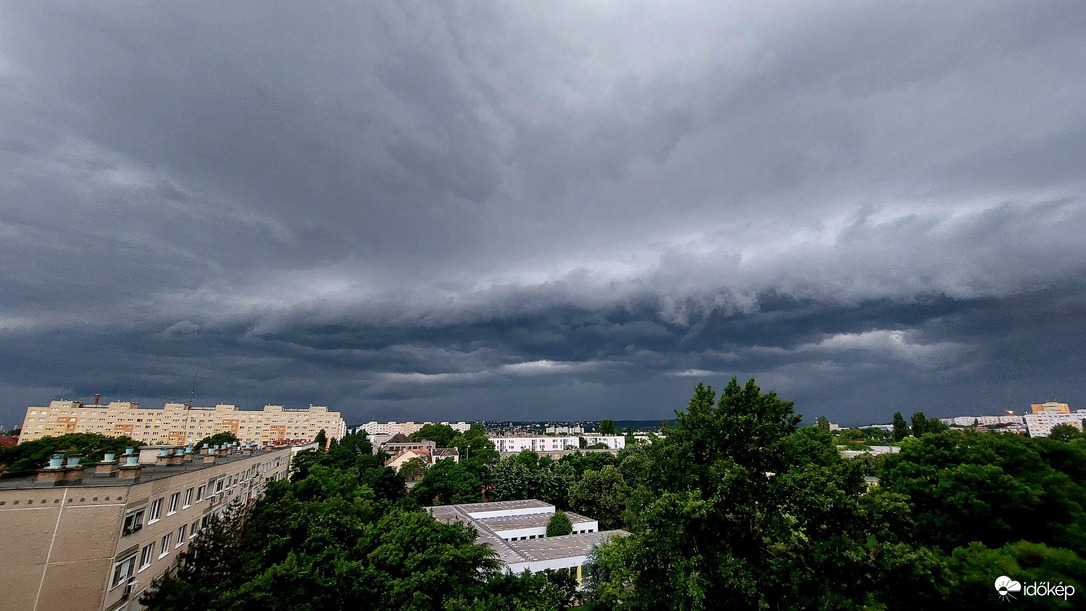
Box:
[1031,402,1071,414]
[0,444,291,610]
[1023,409,1086,438]
[357,421,470,437]
[490,435,626,454]
[19,401,347,446]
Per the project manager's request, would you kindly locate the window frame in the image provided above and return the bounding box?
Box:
[122,507,146,536]
[183,487,193,508]
[167,492,180,515]
[138,542,155,572]
[110,554,137,590]
[148,498,163,523]
[158,533,172,558]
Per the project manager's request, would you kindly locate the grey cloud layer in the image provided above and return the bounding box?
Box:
[1,1,1084,425]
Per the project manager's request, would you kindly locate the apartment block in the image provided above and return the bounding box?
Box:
[1023,410,1086,438]
[356,421,471,437]
[490,435,626,455]
[1031,402,1071,414]
[19,401,346,446]
[0,445,291,611]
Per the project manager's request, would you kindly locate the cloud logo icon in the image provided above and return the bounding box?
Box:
[995,576,1022,600]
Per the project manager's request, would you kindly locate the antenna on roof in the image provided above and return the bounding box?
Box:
[188,364,201,407]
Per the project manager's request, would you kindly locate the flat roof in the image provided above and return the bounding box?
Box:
[454,499,551,513]
[427,501,628,566]
[478,510,593,532]
[0,447,292,490]
[512,529,627,562]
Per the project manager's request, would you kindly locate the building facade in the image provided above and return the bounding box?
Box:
[0,445,291,611]
[356,421,471,437]
[1031,402,1071,414]
[1023,410,1086,438]
[489,435,626,454]
[19,401,346,446]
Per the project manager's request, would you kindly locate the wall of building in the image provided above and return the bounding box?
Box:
[0,448,291,611]
[19,402,346,446]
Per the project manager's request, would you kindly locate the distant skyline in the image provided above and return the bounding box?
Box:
[1,2,1085,427]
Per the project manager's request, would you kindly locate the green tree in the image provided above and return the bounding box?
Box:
[409,423,458,448]
[568,465,629,530]
[546,510,573,537]
[313,428,327,449]
[892,411,909,442]
[0,433,140,474]
[399,456,428,481]
[599,419,617,436]
[194,431,239,450]
[412,459,483,506]
[816,416,831,432]
[1049,424,1082,442]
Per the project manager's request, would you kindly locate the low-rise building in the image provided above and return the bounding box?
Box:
[19,401,346,446]
[0,444,291,611]
[428,499,624,585]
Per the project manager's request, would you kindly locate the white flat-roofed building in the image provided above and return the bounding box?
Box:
[428,499,623,586]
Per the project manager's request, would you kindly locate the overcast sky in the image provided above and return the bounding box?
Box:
[1,1,1084,427]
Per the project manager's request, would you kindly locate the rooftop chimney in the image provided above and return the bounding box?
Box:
[93,393,100,405]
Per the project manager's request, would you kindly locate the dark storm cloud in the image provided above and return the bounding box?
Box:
[1,1,1085,426]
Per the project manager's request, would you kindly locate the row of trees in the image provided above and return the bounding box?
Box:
[141,380,1086,609]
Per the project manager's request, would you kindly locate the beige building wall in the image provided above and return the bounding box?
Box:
[0,448,291,611]
[19,402,347,446]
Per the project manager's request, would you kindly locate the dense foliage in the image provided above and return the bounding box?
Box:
[193,431,239,451]
[144,380,1086,609]
[0,432,140,474]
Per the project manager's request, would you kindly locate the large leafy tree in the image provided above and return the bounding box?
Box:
[568,465,629,530]
[892,411,909,442]
[584,379,946,609]
[409,424,458,448]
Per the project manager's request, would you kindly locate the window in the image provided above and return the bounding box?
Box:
[215,479,224,494]
[183,487,193,508]
[122,508,146,535]
[196,485,205,502]
[159,533,171,558]
[176,525,186,547]
[148,498,162,523]
[190,520,199,538]
[110,554,136,589]
[167,492,180,515]
[138,543,155,572]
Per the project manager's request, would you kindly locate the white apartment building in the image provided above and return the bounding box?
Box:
[356,421,471,437]
[1023,410,1086,438]
[490,435,626,454]
[544,425,584,435]
[19,401,347,446]
[943,415,1025,427]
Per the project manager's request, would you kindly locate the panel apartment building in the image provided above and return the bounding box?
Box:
[0,444,291,611]
[19,401,347,446]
